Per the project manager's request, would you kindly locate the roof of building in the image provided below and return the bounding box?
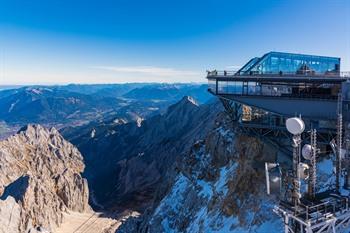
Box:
[236,51,340,76]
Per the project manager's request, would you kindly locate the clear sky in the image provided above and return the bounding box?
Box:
[0,0,349,84]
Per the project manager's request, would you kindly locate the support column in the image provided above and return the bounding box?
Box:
[308,129,317,199]
[341,82,350,189]
[292,134,302,207]
[284,214,289,233]
[336,93,342,192]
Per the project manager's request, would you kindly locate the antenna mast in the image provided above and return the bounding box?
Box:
[292,133,302,207]
[307,129,317,199]
[336,93,343,192]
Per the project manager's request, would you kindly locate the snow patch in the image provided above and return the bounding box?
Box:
[136,117,144,127]
[217,127,234,143]
[186,96,198,106]
[90,129,96,138]
[148,107,159,111]
[27,88,42,95]
[8,99,19,113]
[197,179,213,198]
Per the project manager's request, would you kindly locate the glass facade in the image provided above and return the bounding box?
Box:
[236,57,259,74]
[238,52,340,76]
[208,79,216,92]
[207,51,342,101]
[214,79,339,99]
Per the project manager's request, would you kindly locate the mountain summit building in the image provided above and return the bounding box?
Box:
[235,51,340,76]
[208,53,350,232]
[207,51,348,120]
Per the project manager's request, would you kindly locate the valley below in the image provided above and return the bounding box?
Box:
[0,83,224,233]
[0,83,333,233]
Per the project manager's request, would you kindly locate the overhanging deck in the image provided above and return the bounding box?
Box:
[208,75,349,120]
[208,75,348,83]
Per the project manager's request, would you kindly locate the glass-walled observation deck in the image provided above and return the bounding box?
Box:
[236,52,340,76]
[208,77,342,100]
[207,52,347,100]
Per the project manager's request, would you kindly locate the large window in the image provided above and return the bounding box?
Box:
[242,52,340,75]
[208,80,216,92]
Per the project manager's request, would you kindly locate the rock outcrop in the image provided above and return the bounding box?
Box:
[0,124,89,233]
[117,112,283,232]
[64,96,221,211]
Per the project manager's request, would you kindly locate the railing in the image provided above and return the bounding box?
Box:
[207,70,350,78]
[206,70,237,76]
[277,194,350,225]
[296,195,349,223]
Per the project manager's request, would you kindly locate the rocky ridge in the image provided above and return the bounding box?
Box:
[0,124,89,233]
[64,96,221,211]
[117,111,283,232]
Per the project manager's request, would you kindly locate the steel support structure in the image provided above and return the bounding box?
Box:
[292,134,302,207]
[274,205,350,233]
[219,97,335,157]
[308,129,317,199]
[336,94,343,192]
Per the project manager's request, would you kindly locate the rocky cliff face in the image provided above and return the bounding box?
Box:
[0,124,89,233]
[63,96,221,211]
[118,111,283,233]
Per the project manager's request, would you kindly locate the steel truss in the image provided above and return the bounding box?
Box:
[274,204,350,233]
[219,97,336,156]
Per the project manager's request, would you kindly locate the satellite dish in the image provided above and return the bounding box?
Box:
[340,149,346,159]
[329,140,347,159]
[302,144,313,160]
[298,163,310,180]
[330,139,337,155]
[286,117,305,135]
[265,162,281,195]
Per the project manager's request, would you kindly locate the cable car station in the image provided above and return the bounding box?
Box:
[208,52,350,233]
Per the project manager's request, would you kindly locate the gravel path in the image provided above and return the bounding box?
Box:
[55,211,120,233]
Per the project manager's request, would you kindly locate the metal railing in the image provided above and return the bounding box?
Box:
[206,70,237,76]
[296,195,349,223]
[278,194,350,224]
[207,70,350,78]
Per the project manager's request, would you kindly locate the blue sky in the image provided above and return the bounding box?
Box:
[0,0,349,84]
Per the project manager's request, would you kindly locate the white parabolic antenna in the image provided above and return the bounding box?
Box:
[298,163,310,180]
[302,144,312,160]
[286,117,305,135]
[340,149,346,159]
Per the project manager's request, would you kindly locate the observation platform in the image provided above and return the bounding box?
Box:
[208,72,350,120]
[207,51,350,120]
[209,52,350,233]
[207,52,350,155]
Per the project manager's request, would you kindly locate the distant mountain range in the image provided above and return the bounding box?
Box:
[122,83,211,103]
[0,86,121,125]
[0,83,212,134]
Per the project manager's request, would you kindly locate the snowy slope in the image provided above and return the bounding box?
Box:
[118,113,283,233]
